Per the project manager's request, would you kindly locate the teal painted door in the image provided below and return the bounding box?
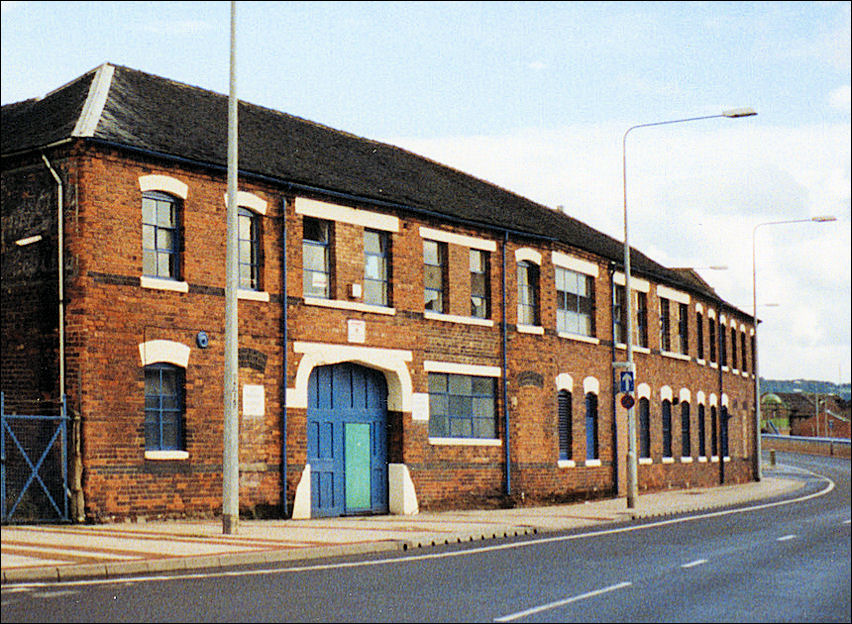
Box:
[307,363,388,517]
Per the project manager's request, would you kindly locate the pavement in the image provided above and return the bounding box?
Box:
[1,467,804,585]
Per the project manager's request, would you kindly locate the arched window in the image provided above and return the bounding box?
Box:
[558,390,572,461]
[639,397,651,459]
[711,406,718,457]
[585,392,598,460]
[662,399,672,458]
[698,403,707,457]
[144,363,185,451]
[721,406,730,457]
[681,402,691,458]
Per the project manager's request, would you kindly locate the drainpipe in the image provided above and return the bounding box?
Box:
[281,197,289,517]
[608,263,619,496]
[501,230,511,499]
[42,152,83,521]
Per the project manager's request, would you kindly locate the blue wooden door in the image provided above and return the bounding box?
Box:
[307,363,388,517]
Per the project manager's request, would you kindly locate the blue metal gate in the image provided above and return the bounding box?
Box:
[307,364,388,517]
[1,393,70,524]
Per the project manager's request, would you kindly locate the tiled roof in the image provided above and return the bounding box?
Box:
[2,63,734,304]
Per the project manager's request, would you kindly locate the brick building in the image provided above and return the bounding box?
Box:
[1,64,758,522]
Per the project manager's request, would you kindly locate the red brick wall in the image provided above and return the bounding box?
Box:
[3,142,757,520]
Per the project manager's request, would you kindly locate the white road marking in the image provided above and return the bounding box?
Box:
[1,464,835,591]
[494,582,632,622]
[681,559,708,568]
[776,534,797,542]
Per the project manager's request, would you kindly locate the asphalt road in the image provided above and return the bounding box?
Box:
[1,451,849,623]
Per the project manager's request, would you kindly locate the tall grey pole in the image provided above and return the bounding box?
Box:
[621,109,756,508]
[223,0,240,535]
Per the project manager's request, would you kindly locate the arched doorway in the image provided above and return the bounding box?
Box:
[307,363,388,517]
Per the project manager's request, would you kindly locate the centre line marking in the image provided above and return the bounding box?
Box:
[494,581,632,622]
[777,534,797,542]
[681,559,708,568]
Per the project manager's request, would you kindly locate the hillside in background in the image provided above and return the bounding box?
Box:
[761,379,851,401]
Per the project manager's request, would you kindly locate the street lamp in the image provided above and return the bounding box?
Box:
[752,215,837,480]
[622,108,756,509]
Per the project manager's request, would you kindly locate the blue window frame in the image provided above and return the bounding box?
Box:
[556,267,595,336]
[585,392,598,460]
[558,390,572,461]
[303,217,331,298]
[698,404,707,457]
[662,399,672,458]
[681,402,691,457]
[142,191,180,279]
[470,249,490,319]
[721,406,729,457]
[428,373,497,439]
[238,207,261,290]
[144,363,184,451]
[639,397,651,459]
[364,229,390,306]
[517,261,539,326]
[423,240,445,313]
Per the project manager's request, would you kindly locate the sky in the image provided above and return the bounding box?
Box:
[2,1,850,384]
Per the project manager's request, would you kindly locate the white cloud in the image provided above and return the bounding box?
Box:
[384,120,851,382]
[829,84,851,110]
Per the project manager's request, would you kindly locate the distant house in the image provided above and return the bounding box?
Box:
[761,393,851,439]
[2,64,759,523]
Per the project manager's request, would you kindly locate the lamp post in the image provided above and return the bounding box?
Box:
[752,215,836,480]
[622,108,756,509]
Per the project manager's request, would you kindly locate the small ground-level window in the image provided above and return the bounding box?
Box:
[639,397,651,459]
[144,363,185,451]
[558,390,572,460]
[662,399,673,458]
[428,373,496,439]
[585,392,598,460]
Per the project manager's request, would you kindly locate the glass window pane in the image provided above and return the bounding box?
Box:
[142,225,155,249]
[303,244,327,271]
[143,251,157,275]
[448,375,472,396]
[142,198,156,224]
[365,255,382,280]
[303,218,327,243]
[364,230,382,253]
[471,377,493,395]
[428,373,447,394]
[157,201,174,227]
[423,240,439,265]
[424,264,442,288]
[157,252,172,277]
[157,229,173,251]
